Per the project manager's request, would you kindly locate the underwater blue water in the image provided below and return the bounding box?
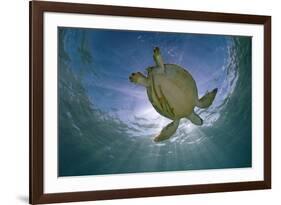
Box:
[58,27,252,176]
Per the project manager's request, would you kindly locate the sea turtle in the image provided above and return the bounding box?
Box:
[129,47,218,142]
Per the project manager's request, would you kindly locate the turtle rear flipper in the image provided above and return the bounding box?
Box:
[154,119,180,142]
[188,111,203,125]
[196,88,218,108]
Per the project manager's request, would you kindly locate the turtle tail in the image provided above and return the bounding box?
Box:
[196,88,218,108]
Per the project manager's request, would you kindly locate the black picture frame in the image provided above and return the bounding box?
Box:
[30,1,271,204]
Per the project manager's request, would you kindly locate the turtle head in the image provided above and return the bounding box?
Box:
[153,47,165,71]
[153,47,161,58]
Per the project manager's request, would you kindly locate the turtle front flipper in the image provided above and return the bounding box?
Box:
[153,47,165,73]
[129,72,149,87]
[154,119,180,142]
[196,88,218,108]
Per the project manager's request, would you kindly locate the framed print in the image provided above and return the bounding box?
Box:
[29,1,271,204]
